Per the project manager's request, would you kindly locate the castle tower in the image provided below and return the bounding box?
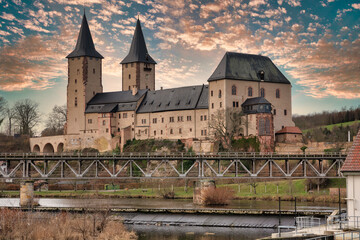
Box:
[66,13,103,134]
[120,19,156,91]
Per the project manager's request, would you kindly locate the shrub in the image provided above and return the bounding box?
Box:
[201,187,234,206]
[0,209,136,240]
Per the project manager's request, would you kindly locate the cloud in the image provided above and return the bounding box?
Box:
[352,3,360,10]
[0,26,75,91]
[285,0,301,7]
[0,12,16,21]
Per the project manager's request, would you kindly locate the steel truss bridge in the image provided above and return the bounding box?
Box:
[0,152,347,180]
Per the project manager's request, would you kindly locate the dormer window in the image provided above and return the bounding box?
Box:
[259,70,265,80]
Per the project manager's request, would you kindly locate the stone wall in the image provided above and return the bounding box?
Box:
[276,141,353,153]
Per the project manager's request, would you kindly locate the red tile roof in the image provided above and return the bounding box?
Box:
[275,126,302,134]
[341,130,360,172]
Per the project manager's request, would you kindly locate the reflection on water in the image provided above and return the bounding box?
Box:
[129,225,276,240]
[0,197,339,211]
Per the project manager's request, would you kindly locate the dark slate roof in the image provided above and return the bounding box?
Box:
[87,89,147,105]
[241,97,271,107]
[208,52,290,84]
[85,90,147,113]
[137,85,208,113]
[66,13,103,59]
[120,19,156,64]
[85,104,117,113]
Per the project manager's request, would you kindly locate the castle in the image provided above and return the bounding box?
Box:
[30,13,295,153]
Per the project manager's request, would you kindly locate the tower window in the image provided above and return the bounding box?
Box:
[75,79,77,84]
[161,130,163,135]
[170,129,173,134]
[260,88,265,97]
[284,109,287,116]
[75,97,77,107]
[211,90,213,97]
[154,130,156,136]
[88,119,92,124]
[102,120,106,125]
[232,85,237,95]
[93,68,95,74]
[276,89,280,98]
[220,102,222,108]
[211,103,214,109]
[129,86,131,90]
[123,113,127,118]
[218,90,222,98]
[274,109,276,115]
[77,69,80,75]
[248,87,253,96]
[129,74,131,79]
[125,63,128,68]
[75,89,77,93]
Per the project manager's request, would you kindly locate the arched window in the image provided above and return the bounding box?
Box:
[260,88,265,97]
[259,118,265,135]
[218,90,222,98]
[276,89,280,98]
[265,118,270,135]
[231,85,237,95]
[248,87,253,97]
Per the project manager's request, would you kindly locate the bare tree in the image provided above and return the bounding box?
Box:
[41,105,66,136]
[5,108,16,136]
[0,96,7,126]
[208,108,245,150]
[12,99,40,136]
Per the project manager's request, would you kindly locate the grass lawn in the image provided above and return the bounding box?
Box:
[303,120,360,133]
[0,179,346,202]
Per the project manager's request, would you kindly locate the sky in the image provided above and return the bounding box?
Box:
[0,0,360,132]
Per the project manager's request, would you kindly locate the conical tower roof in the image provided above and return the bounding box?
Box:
[66,13,103,59]
[120,19,156,64]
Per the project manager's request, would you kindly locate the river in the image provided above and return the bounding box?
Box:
[0,198,339,239]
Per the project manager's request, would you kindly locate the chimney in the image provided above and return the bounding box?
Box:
[132,85,138,95]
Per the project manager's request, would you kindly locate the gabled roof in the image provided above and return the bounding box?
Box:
[67,13,103,59]
[120,19,156,64]
[87,89,147,105]
[341,130,360,173]
[137,85,208,113]
[276,126,302,135]
[208,52,290,84]
[241,97,271,107]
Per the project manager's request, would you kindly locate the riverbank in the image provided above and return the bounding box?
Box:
[0,179,346,203]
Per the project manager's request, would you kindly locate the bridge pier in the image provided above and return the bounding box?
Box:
[193,179,215,205]
[20,180,34,208]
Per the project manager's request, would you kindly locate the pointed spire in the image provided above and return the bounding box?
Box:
[67,12,103,59]
[120,18,156,64]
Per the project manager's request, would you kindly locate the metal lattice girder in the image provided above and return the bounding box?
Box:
[0,152,346,179]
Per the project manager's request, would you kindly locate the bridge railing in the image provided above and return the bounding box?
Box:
[0,152,347,159]
[0,151,347,159]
